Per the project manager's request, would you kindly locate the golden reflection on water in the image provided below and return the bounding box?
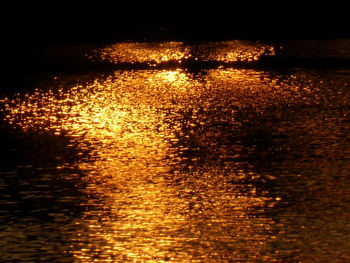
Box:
[2,39,350,262]
[2,67,280,262]
[90,42,190,64]
[190,41,275,62]
[90,41,275,64]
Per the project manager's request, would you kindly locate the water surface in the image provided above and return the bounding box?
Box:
[1,41,350,262]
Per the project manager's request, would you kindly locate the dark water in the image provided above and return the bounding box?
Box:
[1,41,350,262]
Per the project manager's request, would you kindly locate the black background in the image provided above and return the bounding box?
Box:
[2,2,349,46]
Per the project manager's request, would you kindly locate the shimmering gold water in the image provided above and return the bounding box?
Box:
[89,41,274,64]
[1,41,350,262]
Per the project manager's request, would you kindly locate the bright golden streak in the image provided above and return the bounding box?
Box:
[1,67,278,262]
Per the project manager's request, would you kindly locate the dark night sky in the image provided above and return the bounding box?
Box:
[2,2,349,46]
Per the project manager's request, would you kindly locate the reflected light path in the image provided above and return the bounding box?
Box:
[2,68,277,262]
